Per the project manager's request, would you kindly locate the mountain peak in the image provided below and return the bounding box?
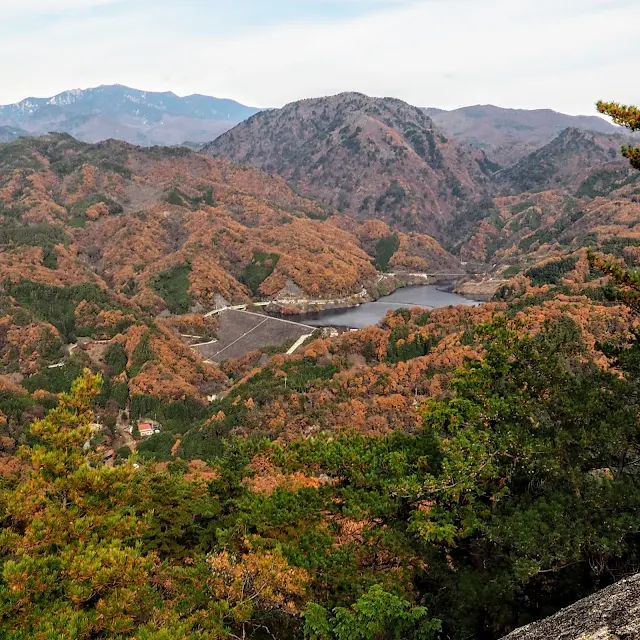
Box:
[427,104,621,164]
[498,126,629,193]
[0,85,260,146]
[205,91,489,238]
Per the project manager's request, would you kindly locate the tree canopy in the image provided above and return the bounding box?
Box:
[597,100,640,169]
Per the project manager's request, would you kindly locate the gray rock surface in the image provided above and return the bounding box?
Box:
[502,573,640,639]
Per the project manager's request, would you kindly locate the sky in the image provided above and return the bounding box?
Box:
[0,0,638,115]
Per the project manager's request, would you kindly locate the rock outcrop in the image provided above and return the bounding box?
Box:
[502,573,640,640]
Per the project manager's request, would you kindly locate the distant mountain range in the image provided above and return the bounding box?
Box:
[425,104,622,164]
[0,85,260,146]
[2,85,625,163]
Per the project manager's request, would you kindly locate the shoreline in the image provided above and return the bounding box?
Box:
[265,274,460,316]
[266,281,481,327]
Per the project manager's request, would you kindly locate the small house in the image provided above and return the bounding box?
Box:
[138,423,155,438]
[137,419,162,438]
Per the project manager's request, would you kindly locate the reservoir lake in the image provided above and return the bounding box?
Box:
[289,285,481,330]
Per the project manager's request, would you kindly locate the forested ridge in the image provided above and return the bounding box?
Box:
[0,133,459,414]
[0,102,640,638]
[206,93,640,302]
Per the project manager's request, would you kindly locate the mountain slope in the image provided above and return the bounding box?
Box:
[0,125,26,143]
[0,130,464,446]
[203,92,493,238]
[429,104,622,165]
[453,171,640,266]
[0,85,260,146]
[0,134,365,306]
[497,127,631,194]
[439,127,640,287]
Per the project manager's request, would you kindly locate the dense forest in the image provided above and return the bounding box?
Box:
[0,102,640,638]
[3,260,640,639]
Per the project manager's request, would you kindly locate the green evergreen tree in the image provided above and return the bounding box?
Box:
[597,101,640,169]
[303,585,440,640]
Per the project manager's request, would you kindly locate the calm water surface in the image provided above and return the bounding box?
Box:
[293,285,481,329]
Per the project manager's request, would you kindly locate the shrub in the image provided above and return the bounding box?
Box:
[151,264,192,314]
[374,234,400,272]
[240,251,280,295]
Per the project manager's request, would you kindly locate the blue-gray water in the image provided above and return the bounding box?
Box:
[291,285,481,329]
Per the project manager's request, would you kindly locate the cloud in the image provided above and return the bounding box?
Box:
[189,0,640,113]
[0,0,638,114]
[0,0,125,16]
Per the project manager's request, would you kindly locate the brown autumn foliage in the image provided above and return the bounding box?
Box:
[335,217,462,273]
[208,546,309,617]
[2,124,638,409]
[455,143,640,270]
[497,128,634,195]
[74,301,136,340]
[0,133,468,402]
[195,293,638,443]
[117,325,227,402]
[1,135,459,318]
[0,245,98,288]
[220,350,264,381]
[244,453,326,496]
[183,459,221,483]
[0,298,63,375]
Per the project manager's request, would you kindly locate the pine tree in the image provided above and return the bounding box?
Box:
[587,105,640,306]
[0,370,308,638]
[0,370,160,638]
[587,250,640,312]
[596,101,640,169]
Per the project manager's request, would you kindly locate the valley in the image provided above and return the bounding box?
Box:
[2,86,640,640]
[0,130,479,413]
[1,89,638,422]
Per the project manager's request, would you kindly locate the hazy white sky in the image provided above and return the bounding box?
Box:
[0,0,638,114]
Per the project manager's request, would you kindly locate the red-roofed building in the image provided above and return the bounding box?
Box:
[138,423,154,438]
[134,419,162,439]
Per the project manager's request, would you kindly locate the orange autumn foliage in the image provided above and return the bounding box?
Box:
[208,547,309,616]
